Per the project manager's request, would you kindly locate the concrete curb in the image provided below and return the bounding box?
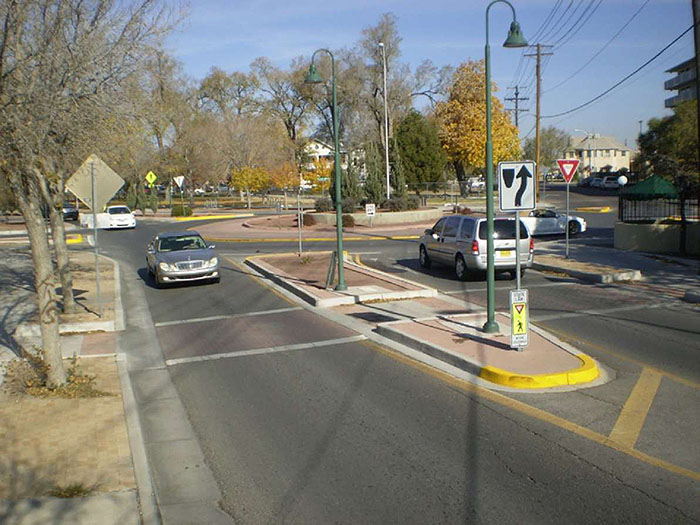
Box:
[245,254,437,307]
[117,353,161,525]
[13,255,125,338]
[376,319,600,390]
[532,261,642,283]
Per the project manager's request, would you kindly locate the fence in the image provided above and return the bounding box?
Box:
[619,196,700,222]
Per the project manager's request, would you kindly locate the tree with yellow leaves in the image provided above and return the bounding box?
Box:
[231,166,270,209]
[269,162,300,209]
[435,60,521,187]
[302,158,332,195]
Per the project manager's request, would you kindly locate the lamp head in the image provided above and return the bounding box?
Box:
[503,21,527,48]
[305,63,323,84]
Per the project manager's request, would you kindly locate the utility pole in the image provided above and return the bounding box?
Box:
[505,86,528,128]
[525,44,553,202]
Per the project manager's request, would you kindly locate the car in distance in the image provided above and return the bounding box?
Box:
[601,175,620,190]
[589,177,604,188]
[62,204,79,221]
[419,215,533,280]
[521,208,586,236]
[105,205,136,229]
[146,231,219,288]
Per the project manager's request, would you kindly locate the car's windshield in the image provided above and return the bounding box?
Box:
[157,236,207,252]
[108,207,131,215]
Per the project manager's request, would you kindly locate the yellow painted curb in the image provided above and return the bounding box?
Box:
[201,234,420,243]
[174,213,254,222]
[479,354,599,389]
[574,206,611,213]
[66,234,83,245]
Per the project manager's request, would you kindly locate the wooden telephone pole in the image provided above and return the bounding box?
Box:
[505,86,528,128]
[525,44,553,201]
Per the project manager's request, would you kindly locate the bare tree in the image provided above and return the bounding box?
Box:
[0,0,179,386]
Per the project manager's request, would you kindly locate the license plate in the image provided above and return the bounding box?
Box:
[499,250,512,258]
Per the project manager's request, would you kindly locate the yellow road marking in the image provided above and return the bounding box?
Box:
[543,326,700,389]
[202,235,420,243]
[361,339,700,481]
[175,213,254,222]
[609,368,663,448]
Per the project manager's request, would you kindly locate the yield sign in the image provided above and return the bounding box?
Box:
[557,159,580,184]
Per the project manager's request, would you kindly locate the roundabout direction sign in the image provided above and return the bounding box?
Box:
[498,161,536,212]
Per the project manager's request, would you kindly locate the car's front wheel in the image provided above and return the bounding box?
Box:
[455,254,468,281]
[568,221,581,236]
[419,245,431,269]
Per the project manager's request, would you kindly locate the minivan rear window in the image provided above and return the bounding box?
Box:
[478,220,528,240]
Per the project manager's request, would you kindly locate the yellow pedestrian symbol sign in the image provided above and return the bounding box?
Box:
[145,171,157,187]
[510,289,529,349]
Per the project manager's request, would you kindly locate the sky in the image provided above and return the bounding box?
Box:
[165,0,694,151]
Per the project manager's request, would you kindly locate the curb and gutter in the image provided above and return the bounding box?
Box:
[532,261,642,283]
[245,253,602,391]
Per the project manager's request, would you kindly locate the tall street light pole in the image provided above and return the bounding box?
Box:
[306,49,347,291]
[379,42,391,201]
[483,0,528,333]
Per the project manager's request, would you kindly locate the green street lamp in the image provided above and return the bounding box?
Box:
[306,49,347,291]
[483,0,527,333]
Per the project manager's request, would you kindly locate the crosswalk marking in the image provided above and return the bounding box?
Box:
[154,307,302,327]
[165,335,367,366]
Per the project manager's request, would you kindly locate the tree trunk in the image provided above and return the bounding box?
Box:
[9,172,66,387]
[36,172,75,314]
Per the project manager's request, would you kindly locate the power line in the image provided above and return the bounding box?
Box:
[552,0,603,49]
[545,0,651,93]
[542,24,694,119]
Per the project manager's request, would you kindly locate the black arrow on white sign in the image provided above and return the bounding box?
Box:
[514,165,532,207]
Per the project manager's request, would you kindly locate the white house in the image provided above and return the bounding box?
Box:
[563,134,631,173]
[303,139,348,170]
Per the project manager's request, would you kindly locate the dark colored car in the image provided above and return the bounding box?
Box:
[146,231,219,288]
[62,205,79,221]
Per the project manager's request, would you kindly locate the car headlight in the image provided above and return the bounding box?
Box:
[206,256,218,268]
[158,262,175,271]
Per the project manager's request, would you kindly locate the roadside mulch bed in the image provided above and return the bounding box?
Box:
[0,356,135,499]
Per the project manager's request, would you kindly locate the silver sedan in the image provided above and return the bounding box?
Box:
[146,231,219,288]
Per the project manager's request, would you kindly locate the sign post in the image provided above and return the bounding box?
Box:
[66,154,125,317]
[498,161,536,290]
[557,159,580,259]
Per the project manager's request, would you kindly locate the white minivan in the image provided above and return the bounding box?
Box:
[419,215,534,280]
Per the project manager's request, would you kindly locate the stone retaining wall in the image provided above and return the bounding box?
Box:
[311,207,443,226]
[614,221,700,255]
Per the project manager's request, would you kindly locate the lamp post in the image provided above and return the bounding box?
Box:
[575,128,592,174]
[483,0,528,334]
[379,42,391,200]
[306,49,347,291]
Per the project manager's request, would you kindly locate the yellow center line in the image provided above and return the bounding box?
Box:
[361,339,700,481]
[609,368,663,448]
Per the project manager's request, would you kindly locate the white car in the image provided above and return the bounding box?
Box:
[106,205,136,229]
[521,208,586,236]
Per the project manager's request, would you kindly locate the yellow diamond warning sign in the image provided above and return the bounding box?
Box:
[510,289,529,349]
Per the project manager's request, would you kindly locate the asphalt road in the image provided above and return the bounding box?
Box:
[95,192,699,523]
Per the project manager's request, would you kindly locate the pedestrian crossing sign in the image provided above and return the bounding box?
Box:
[510,289,529,349]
